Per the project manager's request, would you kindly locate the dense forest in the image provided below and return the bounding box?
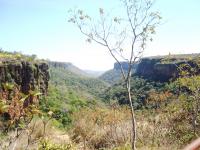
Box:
[0,50,200,149]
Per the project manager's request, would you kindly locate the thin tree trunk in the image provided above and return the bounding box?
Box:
[126,79,136,150]
[83,137,86,150]
[43,121,47,138]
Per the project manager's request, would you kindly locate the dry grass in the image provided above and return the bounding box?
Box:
[70,106,178,150]
[0,118,73,150]
[0,106,181,150]
[70,106,132,149]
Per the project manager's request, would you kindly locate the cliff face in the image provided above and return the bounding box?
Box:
[49,61,73,69]
[108,54,200,83]
[135,55,200,82]
[0,60,49,94]
[135,58,177,82]
[114,61,138,71]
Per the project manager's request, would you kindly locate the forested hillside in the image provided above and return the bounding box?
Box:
[39,61,109,127]
[49,62,109,97]
[99,69,125,84]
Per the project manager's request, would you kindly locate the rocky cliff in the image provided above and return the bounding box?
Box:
[0,57,49,95]
[114,61,138,71]
[135,54,200,82]
[100,62,137,84]
[101,54,200,83]
[135,58,177,82]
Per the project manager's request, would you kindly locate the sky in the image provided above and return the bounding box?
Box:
[0,0,200,71]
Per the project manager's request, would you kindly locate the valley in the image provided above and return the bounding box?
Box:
[0,50,200,149]
[1,0,200,149]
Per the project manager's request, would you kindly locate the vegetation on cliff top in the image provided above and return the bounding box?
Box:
[0,49,45,63]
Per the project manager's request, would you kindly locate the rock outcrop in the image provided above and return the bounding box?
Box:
[135,54,200,82]
[49,61,73,69]
[0,60,49,94]
[114,61,138,71]
[135,58,177,82]
[102,54,200,83]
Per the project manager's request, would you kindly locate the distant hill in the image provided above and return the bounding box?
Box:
[49,61,109,99]
[49,61,105,78]
[99,69,125,84]
[84,70,105,78]
[49,61,90,77]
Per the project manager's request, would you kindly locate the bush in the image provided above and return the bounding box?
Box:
[39,139,74,150]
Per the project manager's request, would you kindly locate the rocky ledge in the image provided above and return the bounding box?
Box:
[135,54,200,82]
[0,59,49,95]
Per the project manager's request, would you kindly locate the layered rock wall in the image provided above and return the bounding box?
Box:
[114,61,138,71]
[112,54,200,82]
[0,60,49,94]
[135,56,200,82]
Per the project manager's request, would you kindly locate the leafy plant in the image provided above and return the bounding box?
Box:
[0,83,43,149]
[38,139,74,150]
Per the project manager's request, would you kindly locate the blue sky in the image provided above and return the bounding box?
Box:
[0,0,200,71]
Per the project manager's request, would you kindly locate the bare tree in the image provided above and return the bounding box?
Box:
[68,0,161,149]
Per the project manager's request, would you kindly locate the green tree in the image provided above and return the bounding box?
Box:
[167,59,200,144]
[68,0,161,149]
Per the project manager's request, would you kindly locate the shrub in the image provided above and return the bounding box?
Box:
[38,139,74,150]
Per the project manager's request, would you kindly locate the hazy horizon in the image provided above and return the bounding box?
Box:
[0,0,200,71]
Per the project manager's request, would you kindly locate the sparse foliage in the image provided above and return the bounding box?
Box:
[68,0,161,149]
[0,83,42,149]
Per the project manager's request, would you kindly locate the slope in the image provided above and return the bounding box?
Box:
[49,63,109,97]
[40,61,109,127]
